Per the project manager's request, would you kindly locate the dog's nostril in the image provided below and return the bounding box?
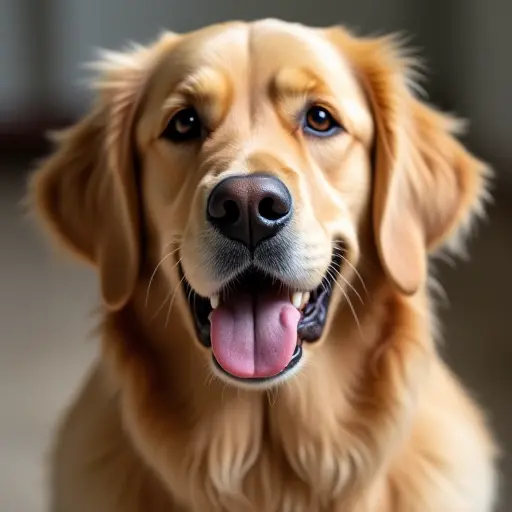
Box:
[258,196,287,221]
[222,199,240,223]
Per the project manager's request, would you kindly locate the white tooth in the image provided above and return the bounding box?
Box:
[210,295,219,309]
[301,292,310,309]
[292,292,303,309]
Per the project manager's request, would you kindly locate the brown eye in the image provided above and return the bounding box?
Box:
[161,107,203,142]
[303,106,342,137]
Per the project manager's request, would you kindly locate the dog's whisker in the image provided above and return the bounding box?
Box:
[150,287,173,323]
[327,265,364,305]
[145,246,181,308]
[161,237,182,251]
[333,246,368,297]
[149,256,184,322]
[151,257,192,323]
[342,257,368,297]
[314,267,362,337]
[165,272,188,328]
[338,283,362,337]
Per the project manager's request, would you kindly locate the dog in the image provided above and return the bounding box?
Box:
[29,19,498,512]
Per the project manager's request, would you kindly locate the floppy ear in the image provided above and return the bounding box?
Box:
[329,29,491,294]
[29,35,176,309]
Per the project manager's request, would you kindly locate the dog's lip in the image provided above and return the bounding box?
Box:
[212,344,303,383]
[178,242,344,381]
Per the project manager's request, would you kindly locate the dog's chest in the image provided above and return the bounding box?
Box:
[187,419,354,512]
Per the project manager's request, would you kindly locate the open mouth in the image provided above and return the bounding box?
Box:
[181,246,343,383]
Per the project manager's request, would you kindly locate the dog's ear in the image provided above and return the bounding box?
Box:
[29,34,177,309]
[328,29,491,294]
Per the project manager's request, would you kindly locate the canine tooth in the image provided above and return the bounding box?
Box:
[301,292,310,308]
[291,292,303,309]
[210,295,219,309]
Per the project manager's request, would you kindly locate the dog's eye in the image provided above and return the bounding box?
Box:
[303,106,342,137]
[161,107,203,142]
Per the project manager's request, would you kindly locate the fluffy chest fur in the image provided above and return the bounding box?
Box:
[98,293,426,512]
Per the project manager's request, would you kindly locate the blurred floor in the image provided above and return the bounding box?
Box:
[0,161,97,512]
[0,160,510,511]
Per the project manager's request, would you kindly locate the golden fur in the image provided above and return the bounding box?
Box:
[29,20,498,511]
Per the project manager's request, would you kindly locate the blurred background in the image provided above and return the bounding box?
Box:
[0,1,510,510]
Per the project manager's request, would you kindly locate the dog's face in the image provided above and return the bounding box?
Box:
[138,21,374,385]
[31,20,488,389]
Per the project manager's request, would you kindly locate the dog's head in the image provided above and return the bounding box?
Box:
[31,20,488,388]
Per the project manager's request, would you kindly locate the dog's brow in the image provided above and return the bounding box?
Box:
[174,67,228,106]
[271,67,328,101]
[160,66,230,126]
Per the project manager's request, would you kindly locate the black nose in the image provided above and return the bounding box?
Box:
[207,173,293,249]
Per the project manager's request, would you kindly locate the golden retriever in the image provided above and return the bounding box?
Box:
[30,19,498,512]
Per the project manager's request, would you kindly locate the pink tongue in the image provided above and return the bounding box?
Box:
[210,291,300,379]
